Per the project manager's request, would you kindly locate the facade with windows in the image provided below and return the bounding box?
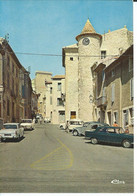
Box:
[62,19,133,125]
[34,71,52,117]
[33,73,65,124]
[93,45,133,133]
[0,37,32,125]
[51,75,65,124]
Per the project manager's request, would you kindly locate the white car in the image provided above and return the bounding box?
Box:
[0,123,24,142]
[68,119,84,131]
[44,117,51,123]
[20,119,34,130]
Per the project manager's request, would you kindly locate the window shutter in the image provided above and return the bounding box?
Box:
[130,78,133,100]
[111,83,115,102]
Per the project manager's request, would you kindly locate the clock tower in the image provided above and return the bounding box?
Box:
[76,19,102,121]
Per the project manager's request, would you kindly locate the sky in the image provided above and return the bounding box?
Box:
[0,0,134,79]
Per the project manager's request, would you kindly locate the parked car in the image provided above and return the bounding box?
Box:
[0,123,24,142]
[85,126,134,148]
[59,119,84,131]
[20,119,34,130]
[68,119,84,132]
[72,121,109,136]
[44,117,51,123]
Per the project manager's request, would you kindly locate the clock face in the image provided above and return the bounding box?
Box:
[82,37,90,45]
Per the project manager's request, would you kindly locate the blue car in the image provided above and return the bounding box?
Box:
[85,126,134,148]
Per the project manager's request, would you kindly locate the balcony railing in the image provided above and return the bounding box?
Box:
[96,96,107,107]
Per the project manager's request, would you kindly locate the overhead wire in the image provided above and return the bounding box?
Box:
[0,49,133,58]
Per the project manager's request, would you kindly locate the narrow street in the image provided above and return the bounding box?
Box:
[0,123,134,193]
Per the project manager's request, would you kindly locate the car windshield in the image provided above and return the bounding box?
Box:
[70,121,83,125]
[4,125,17,129]
[22,120,32,123]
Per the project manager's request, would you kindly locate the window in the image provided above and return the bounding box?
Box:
[16,83,18,96]
[99,128,106,132]
[107,128,115,133]
[16,68,18,77]
[7,73,10,89]
[57,83,61,91]
[50,96,52,105]
[102,71,105,81]
[0,103,1,117]
[91,125,98,129]
[111,83,115,103]
[50,87,52,94]
[12,78,14,94]
[129,57,133,72]
[70,111,76,119]
[123,110,128,128]
[7,99,10,116]
[129,108,134,126]
[57,98,63,106]
[107,111,111,125]
[12,63,14,73]
[7,56,10,67]
[101,51,106,59]
[113,112,118,124]
[130,78,133,100]
[70,57,73,61]
[111,69,115,77]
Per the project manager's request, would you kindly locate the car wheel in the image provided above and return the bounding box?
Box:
[122,140,131,148]
[91,138,98,144]
[73,130,78,136]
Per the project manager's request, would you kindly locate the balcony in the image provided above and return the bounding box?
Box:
[96,96,107,107]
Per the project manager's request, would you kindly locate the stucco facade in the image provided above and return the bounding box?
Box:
[93,45,133,133]
[33,72,65,124]
[0,37,32,125]
[34,71,52,117]
[62,19,133,123]
[51,75,65,124]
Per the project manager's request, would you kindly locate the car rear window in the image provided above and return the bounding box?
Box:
[22,120,32,123]
[4,125,17,129]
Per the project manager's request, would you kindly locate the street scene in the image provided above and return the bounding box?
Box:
[0,0,135,194]
[0,123,134,193]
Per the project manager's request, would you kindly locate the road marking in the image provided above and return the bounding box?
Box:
[30,138,73,170]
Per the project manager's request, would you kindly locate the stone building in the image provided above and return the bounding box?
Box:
[51,75,65,124]
[62,19,133,123]
[33,71,52,117]
[44,80,52,121]
[93,45,133,132]
[0,37,32,125]
[33,72,65,124]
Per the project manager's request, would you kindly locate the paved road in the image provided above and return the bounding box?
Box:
[0,123,134,193]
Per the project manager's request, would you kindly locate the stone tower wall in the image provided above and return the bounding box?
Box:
[77,35,101,121]
[64,50,79,121]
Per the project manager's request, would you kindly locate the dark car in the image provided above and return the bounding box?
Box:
[85,126,134,148]
[72,121,109,136]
